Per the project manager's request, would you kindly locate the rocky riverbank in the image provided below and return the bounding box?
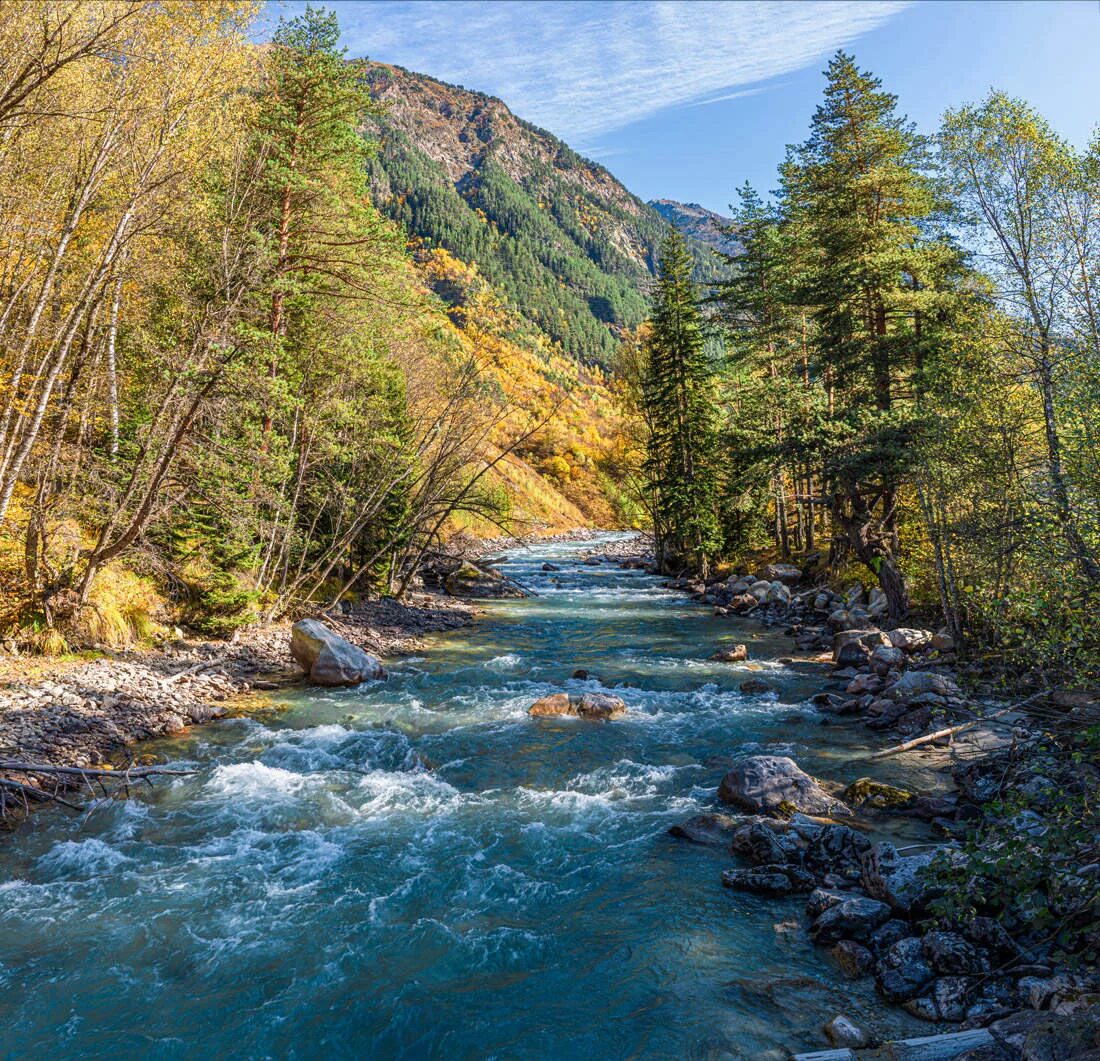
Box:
[0,592,476,793]
[578,539,1099,1057]
[0,527,606,817]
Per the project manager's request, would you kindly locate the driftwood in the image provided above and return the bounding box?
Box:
[0,760,195,820]
[862,707,1012,761]
[793,1026,994,1060]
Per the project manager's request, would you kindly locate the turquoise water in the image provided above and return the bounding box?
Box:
[0,535,927,1059]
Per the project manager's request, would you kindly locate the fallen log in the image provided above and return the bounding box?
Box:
[0,761,194,778]
[0,761,195,820]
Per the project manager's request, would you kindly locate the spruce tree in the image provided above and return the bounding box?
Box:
[783,51,967,621]
[643,229,720,575]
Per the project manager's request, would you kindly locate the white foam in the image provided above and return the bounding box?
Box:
[35,837,134,877]
[206,761,317,798]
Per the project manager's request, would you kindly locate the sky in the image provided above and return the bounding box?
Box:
[261,0,1100,216]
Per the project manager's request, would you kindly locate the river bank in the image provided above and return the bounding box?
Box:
[0,592,477,778]
[574,536,1099,1055]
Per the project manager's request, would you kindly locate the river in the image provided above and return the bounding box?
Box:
[0,533,933,1058]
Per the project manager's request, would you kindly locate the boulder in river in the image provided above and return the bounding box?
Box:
[290,619,386,687]
[722,863,814,896]
[527,691,627,721]
[717,755,851,818]
[738,677,770,695]
[710,643,748,662]
[668,813,743,847]
[575,692,627,720]
[527,693,573,717]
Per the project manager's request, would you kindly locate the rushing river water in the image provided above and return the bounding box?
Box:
[0,534,934,1059]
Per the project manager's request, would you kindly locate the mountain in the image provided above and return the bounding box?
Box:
[649,199,740,256]
[363,63,725,366]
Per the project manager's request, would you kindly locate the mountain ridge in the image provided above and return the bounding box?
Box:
[362,61,726,366]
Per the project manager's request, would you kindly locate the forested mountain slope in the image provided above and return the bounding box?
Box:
[363,63,725,366]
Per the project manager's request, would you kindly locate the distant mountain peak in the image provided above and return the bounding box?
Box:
[649,199,739,256]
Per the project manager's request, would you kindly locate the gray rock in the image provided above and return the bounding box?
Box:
[923,930,988,975]
[758,562,803,585]
[860,841,937,913]
[574,692,628,720]
[931,975,974,1021]
[802,823,872,880]
[869,919,912,955]
[885,669,963,700]
[290,619,386,687]
[825,1014,870,1049]
[717,755,850,818]
[722,863,815,896]
[668,813,742,847]
[806,888,845,920]
[832,939,874,978]
[833,628,891,664]
[710,643,748,662]
[730,820,792,865]
[870,644,905,673]
[887,627,935,652]
[811,896,892,945]
[876,936,934,1002]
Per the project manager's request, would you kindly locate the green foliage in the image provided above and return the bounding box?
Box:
[642,230,721,575]
[927,732,1100,966]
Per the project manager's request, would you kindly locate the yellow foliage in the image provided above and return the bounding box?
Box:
[79,566,167,648]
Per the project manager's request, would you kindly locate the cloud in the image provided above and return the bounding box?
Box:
[264,0,910,143]
[684,86,772,108]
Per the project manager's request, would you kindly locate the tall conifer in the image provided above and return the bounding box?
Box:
[643,230,720,575]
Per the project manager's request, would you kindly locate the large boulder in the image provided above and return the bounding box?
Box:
[575,692,628,720]
[444,561,524,599]
[527,693,573,717]
[887,627,934,653]
[717,755,850,818]
[290,619,386,687]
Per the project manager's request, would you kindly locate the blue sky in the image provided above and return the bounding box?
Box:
[262,1,1100,215]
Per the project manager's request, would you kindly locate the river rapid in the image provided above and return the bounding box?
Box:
[0,533,933,1059]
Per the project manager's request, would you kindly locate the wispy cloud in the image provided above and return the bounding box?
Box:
[265,1,910,143]
[684,86,772,108]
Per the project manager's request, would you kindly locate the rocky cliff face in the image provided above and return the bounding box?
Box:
[649,199,740,256]
[363,62,725,365]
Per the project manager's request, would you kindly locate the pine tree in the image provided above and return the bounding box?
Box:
[783,51,967,621]
[643,229,720,575]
